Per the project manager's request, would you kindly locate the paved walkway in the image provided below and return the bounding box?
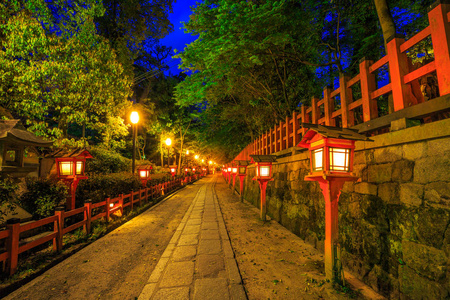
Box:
[138,176,246,300]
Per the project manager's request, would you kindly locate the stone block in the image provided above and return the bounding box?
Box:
[198,239,221,255]
[402,241,447,280]
[353,164,367,181]
[355,182,377,195]
[341,181,355,193]
[178,233,199,246]
[427,138,450,157]
[415,207,450,249]
[159,261,194,287]
[225,258,242,284]
[196,255,225,278]
[152,287,190,300]
[390,118,420,131]
[403,142,427,160]
[193,278,229,300]
[353,150,366,165]
[378,183,399,204]
[172,245,197,262]
[374,146,402,163]
[398,265,449,300]
[424,182,450,208]
[414,156,450,183]
[368,163,393,183]
[289,170,300,182]
[399,183,423,207]
[392,160,414,182]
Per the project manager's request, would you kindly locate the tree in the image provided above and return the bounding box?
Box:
[0,1,133,147]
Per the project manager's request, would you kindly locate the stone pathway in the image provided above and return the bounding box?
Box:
[138,176,246,300]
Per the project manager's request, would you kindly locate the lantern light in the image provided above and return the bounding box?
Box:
[195,155,199,160]
[232,166,238,174]
[130,111,139,124]
[186,150,189,155]
[110,203,114,208]
[60,161,73,176]
[165,138,172,146]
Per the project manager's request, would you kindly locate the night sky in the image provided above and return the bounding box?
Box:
[160,0,199,75]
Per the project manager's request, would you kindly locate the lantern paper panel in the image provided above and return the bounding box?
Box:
[329,148,350,172]
[76,161,84,175]
[312,148,324,172]
[239,167,246,174]
[232,167,238,174]
[60,161,73,176]
[259,166,270,177]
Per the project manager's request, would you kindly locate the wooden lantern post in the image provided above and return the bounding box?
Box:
[55,149,93,210]
[230,164,238,192]
[250,155,277,221]
[236,160,250,201]
[169,165,177,178]
[137,165,152,187]
[297,123,371,283]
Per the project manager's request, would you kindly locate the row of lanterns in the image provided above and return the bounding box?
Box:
[222,123,371,283]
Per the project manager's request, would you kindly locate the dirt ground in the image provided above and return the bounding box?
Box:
[214,177,358,300]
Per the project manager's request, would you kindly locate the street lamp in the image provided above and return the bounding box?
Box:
[170,165,177,177]
[130,111,139,174]
[297,123,371,283]
[250,155,277,221]
[230,164,238,192]
[165,137,172,166]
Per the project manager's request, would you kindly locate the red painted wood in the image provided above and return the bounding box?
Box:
[359,59,378,121]
[400,26,431,53]
[370,83,392,100]
[19,215,58,233]
[339,75,354,127]
[346,74,360,88]
[389,36,417,110]
[324,86,334,126]
[6,221,20,275]
[369,55,389,73]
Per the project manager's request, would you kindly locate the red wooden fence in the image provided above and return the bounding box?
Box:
[0,175,199,275]
[234,2,450,162]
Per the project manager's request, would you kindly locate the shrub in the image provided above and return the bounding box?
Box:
[76,172,142,204]
[85,147,131,174]
[0,176,18,222]
[19,178,68,219]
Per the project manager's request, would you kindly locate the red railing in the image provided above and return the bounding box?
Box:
[234,2,450,161]
[0,175,199,275]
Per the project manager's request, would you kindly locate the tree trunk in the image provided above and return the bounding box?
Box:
[374,0,396,113]
[374,0,396,49]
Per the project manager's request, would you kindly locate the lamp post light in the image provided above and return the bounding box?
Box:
[230,164,238,192]
[235,160,250,201]
[55,149,93,210]
[165,138,172,166]
[250,155,277,221]
[297,123,371,283]
[130,111,139,174]
[169,165,177,178]
[137,165,152,187]
[227,165,232,183]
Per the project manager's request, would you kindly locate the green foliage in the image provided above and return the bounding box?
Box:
[76,172,142,204]
[86,147,131,174]
[0,1,133,147]
[0,176,18,222]
[19,178,68,219]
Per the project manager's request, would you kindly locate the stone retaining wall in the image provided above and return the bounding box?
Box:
[237,118,450,299]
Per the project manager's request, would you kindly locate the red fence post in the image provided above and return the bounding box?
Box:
[311,97,320,124]
[129,192,133,211]
[54,206,64,252]
[324,86,335,126]
[84,200,92,235]
[428,2,450,96]
[339,75,354,128]
[106,198,111,222]
[6,218,20,275]
[119,194,124,215]
[387,34,417,111]
[359,58,378,122]
[286,116,290,148]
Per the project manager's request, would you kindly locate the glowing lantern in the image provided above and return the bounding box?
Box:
[250,155,277,221]
[297,123,371,283]
[137,165,152,187]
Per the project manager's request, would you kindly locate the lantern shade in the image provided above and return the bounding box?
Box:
[232,167,238,174]
[60,161,73,176]
[238,167,246,175]
[297,123,371,176]
[250,155,277,180]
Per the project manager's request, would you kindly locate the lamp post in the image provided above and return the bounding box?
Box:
[235,160,250,201]
[297,123,371,283]
[227,165,232,183]
[231,164,238,192]
[169,165,177,178]
[165,138,172,166]
[130,111,139,174]
[250,155,277,221]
